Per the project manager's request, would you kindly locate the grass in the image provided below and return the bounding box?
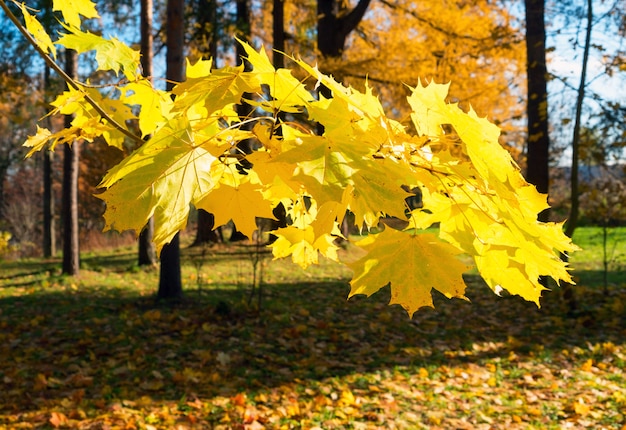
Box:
[569,226,626,287]
[0,227,625,429]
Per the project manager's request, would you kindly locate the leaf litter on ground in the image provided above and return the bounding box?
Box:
[0,242,625,429]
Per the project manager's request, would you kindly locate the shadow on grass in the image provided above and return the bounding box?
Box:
[1,269,624,418]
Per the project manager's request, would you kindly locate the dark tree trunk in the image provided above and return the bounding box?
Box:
[43,130,56,257]
[158,0,185,300]
[138,219,156,266]
[192,210,222,246]
[317,0,371,60]
[138,0,157,266]
[62,50,79,276]
[42,1,55,258]
[524,0,550,222]
[159,233,183,300]
[273,0,284,68]
[193,0,222,246]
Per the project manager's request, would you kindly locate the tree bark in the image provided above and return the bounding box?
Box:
[62,48,79,276]
[192,0,222,246]
[192,210,222,245]
[524,0,550,222]
[564,0,593,239]
[158,0,185,300]
[273,0,284,68]
[42,1,55,258]
[159,233,183,300]
[317,0,371,59]
[138,0,157,266]
[560,0,593,314]
[42,114,56,256]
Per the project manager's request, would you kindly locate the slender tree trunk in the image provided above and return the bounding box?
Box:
[561,0,593,314]
[158,0,185,300]
[193,0,222,246]
[138,0,157,266]
[524,0,550,223]
[43,117,56,256]
[42,0,55,258]
[273,0,284,68]
[62,48,80,276]
[564,0,593,239]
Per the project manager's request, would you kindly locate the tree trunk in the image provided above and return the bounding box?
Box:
[317,0,371,60]
[138,219,156,266]
[563,0,593,239]
[561,0,593,315]
[192,210,222,245]
[42,1,55,258]
[193,0,222,246]
[158,0,185,300]
[42,130,56,257]
[62,49,79,276]
[138,0,157,266]
[273,0,284,68]
[524,0,550,223]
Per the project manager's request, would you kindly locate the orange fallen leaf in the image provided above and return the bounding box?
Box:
[49,411,68,428]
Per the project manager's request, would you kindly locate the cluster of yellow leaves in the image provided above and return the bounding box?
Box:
[16,0,578,315]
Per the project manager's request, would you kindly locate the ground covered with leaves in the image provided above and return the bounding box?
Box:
[0,236,625,429]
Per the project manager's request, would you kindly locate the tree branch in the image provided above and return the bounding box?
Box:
[340,0,372,38]
[0,0,143,146]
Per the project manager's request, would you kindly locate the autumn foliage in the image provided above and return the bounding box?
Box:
[4,0,578,315]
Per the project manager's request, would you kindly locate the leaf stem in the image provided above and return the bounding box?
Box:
[0,0,143,145]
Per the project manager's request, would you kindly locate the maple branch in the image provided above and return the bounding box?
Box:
[0,0,143,146]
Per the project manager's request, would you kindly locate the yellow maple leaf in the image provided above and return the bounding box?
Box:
[24,126,53,156]
[57,26,139,80]
[196,182,275,240]
[52,0,98,28]
[348,229,470,317]
[186,57,213,78]
[20,4,56,58]
[270,225,339,268]
[240,41,312,114]
[98,117,219,250]
[124,81,172,137]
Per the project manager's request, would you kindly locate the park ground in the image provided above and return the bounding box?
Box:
[0,227,625,429]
